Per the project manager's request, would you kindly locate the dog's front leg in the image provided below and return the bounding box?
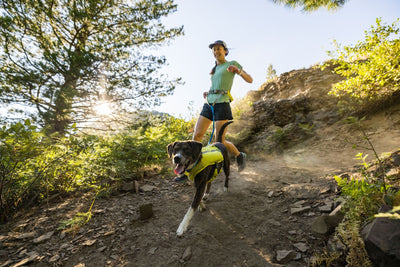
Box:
[176,180,207,236]
[194,180,207,212]
[177,207,195,236]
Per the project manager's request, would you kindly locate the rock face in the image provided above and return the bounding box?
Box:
[236,65,344,153]
[361,205,400,267]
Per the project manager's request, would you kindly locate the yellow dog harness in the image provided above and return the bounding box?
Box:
[184,145,224,183]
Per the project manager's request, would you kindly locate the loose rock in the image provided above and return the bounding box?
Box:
[276,249,297,264]
[33,231,54,244]
[294,242,308,252]
[182,246,192,261]
[49,254,60,262]
[140,184,156,192]
[290,206,311,215]
[139,203,154,220]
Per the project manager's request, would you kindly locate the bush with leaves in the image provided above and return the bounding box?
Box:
[1,120,41,221]
[97,115,193,180]
[321,18,400,113]
[0,120,97,222]
[0,115,193,222]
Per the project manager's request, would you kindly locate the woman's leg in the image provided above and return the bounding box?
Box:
[216,120,246,172]
[193,115,212,142]
[215,120,239,157]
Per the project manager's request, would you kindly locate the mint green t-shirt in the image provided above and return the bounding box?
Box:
[207,60,242,104]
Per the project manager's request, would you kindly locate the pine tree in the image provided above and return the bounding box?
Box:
[271,0,348,12]
[266,64,277,81]
[0,0,183,134]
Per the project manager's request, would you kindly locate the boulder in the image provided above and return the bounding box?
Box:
[361,206,400,267]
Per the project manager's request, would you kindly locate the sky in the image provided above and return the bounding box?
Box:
[153,0,400,120]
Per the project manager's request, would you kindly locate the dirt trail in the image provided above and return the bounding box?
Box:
[1,114,399,266]
[0,153,347,267]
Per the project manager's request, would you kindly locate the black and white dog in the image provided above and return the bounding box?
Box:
[167,121,233,236]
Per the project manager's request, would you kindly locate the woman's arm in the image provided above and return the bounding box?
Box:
[227,65,253,83]
[238,69,253,83]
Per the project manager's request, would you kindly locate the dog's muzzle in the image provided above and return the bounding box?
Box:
[173,155,181,164]
[172,154,187,175]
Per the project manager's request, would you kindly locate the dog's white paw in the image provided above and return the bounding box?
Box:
[176,227,185,237]
[224,186,228,192]
[177,220,188,236]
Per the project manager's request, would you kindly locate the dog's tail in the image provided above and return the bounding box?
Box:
[216,121,234,143]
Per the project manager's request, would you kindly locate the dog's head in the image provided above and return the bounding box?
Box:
[167,141,203,175]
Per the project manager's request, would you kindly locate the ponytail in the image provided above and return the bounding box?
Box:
[210,61,217,75]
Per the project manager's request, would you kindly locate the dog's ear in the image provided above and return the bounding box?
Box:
[167,142,176,158]
[190,141,203,159]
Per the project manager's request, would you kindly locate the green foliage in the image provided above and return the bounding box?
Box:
[0,120,100,222]
[58,212,92,233]
[272,0,348,12]
[334,173,384,218]
[318,119,399,266]
[321,18,400,113]
[298,122,314,133]
[326,171,380,267]
[269,127,288,143]
[0,115,192,222]
[58,188,100,233]
[0,0,183,134]
[98,115,192,179]
[343,116,390,195]
[266,64,277,82]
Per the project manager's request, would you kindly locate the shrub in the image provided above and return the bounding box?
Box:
[321,18,400,113]
[0,120,98,222]
[0,115,193,222]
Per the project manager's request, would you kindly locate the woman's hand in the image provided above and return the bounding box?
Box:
[203,91,209,98]
[227,65,240,74]
[228,65,253,83]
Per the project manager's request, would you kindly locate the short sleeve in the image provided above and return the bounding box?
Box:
[230,60,242,71]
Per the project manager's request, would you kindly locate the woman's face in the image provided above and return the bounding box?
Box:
[212,44,226,62]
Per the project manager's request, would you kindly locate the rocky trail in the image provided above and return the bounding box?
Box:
[1,66,400,266]
[3,125,398,267]
[0,154,338,267]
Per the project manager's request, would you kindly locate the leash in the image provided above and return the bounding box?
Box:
[208,104,215,145]
[207,90,230,145]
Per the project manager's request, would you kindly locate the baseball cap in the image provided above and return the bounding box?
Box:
[209,40,229,55]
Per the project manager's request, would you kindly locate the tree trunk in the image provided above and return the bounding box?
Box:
[46,79,77,135]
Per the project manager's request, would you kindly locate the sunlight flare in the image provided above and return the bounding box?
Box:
[94,101,113,116]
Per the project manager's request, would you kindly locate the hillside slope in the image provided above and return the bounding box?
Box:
[1,66,399,267]
[233,65,400,165]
